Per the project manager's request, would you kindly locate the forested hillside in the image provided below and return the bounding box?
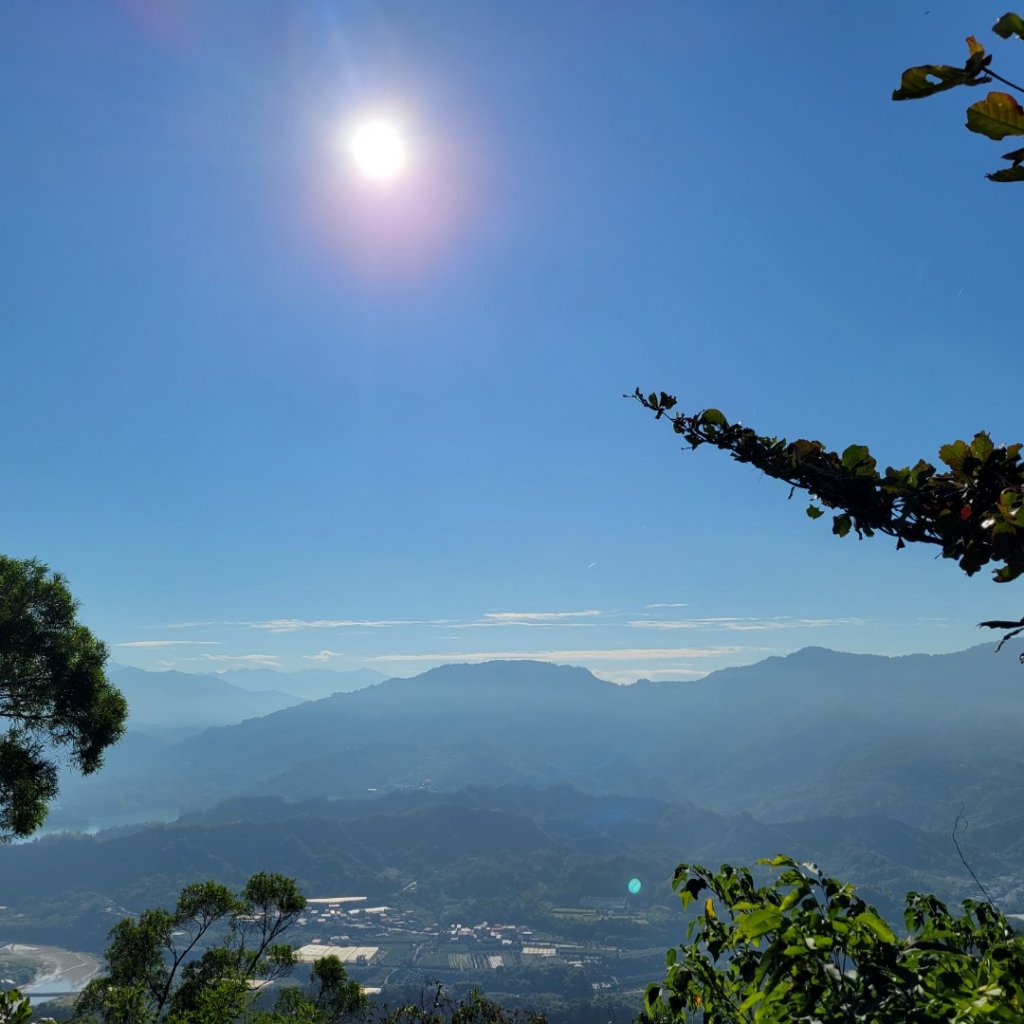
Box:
[6,782,1023,955]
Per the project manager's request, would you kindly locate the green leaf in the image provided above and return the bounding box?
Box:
[998,491,1024,527]
[855,911,897,944]
[700,408,727,428]
[993,12,1024,40]
[760,855,797,868]
[939,439,969,471]
[779,888,804,911]
[987,164,1024,181]
[678,876,706,908]
[971,432,994,460]
[736,907,783,939]
[789,439,821,462]
[967,91,1024,139]
[833,514,852,538]
[892,64,986,100]
[841,444,871,471]
[739,990,765,1013]
[644,984,662,1015]
[806,505,825,519]
[989,521,1019,559]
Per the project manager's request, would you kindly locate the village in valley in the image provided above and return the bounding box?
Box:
[290,893,664,1006]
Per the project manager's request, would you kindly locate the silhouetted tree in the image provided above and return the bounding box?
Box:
[0,556,127,840]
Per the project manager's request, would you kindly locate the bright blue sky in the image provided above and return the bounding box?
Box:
[2,2,1021,683]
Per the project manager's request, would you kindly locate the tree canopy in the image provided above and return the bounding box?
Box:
[74,872,365,1024]
[381,988,546,1024]
[892,12,1024,181]
[0,555,128,840]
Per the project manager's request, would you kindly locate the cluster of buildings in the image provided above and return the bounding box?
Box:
[297,896,424,941]
[288,894,643,997]
[446,921,535,949]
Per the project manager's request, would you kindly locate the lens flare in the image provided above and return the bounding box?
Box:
[628,878,642,895]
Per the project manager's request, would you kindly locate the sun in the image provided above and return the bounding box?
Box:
[349,120,407,182]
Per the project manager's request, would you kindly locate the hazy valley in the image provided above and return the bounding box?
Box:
[6,647,1024,1017]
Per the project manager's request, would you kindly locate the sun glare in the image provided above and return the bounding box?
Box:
[349,120,407,181]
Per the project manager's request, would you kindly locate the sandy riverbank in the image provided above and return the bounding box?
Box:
[0,943,102,996]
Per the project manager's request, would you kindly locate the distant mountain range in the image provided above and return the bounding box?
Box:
[15,646,1024,958]
[60,646,1024,835]
[110,667,302,732]
[106,665,388,731]
[197,666,388,701]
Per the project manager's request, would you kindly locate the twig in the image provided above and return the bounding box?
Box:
[978,617,1024,652]
[987,67,1024,95]
[952,810,996,911]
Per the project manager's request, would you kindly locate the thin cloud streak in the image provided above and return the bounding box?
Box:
[200,653,281,667]
[165,618,446,632]
[482,610,603,622]
[454,621,597,630]
[163,612,605,634]
[628,617,865,631]
[115,640,222,648]
[367,646,742,664]
[165,618,453,633]
[163,620,251,629]
[251,618,439,633]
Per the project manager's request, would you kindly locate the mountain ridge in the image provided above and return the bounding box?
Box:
[54,645,1024,834]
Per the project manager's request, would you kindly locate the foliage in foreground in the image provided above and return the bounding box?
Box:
[68,873,548,1024]
[7,983,545,1024]
[644,857,1024,1024]
[36,858,1024,1024]
[0,989,31,1024]
[0,555,128,840]
[380,985,546,1024]
[631,391,1024,645]
[72,872,364,1024]
[891,12,1024,182]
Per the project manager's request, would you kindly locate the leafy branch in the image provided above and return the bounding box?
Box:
[629,389,1024,639]
[892,14,1024,181]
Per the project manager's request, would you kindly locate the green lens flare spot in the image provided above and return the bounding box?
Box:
[628,878,642,894]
